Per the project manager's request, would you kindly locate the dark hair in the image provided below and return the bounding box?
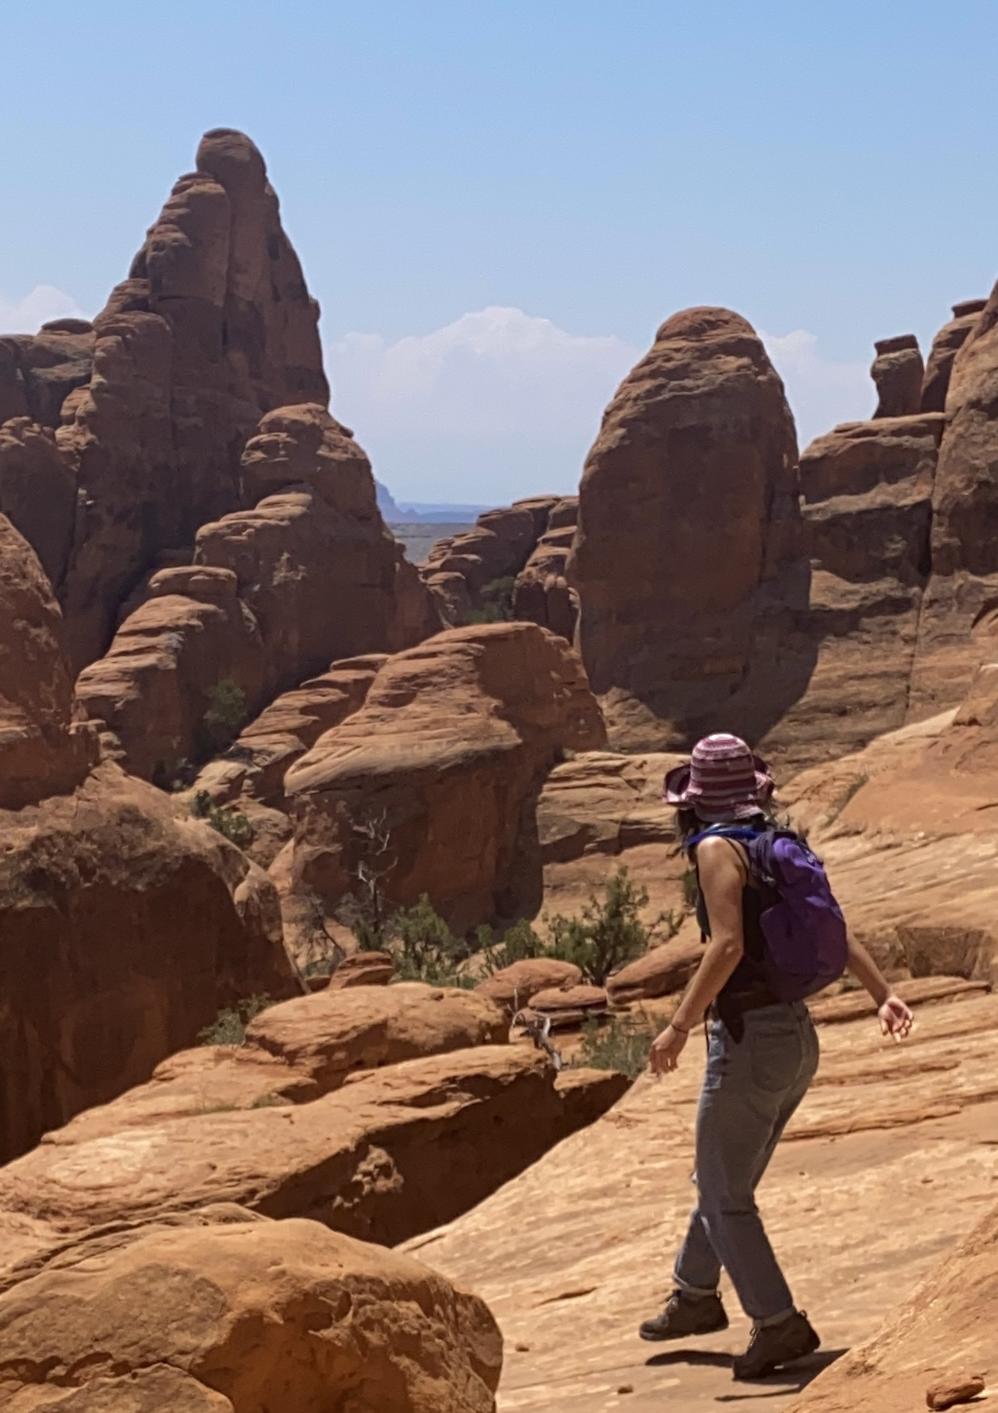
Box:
[673,804,774,850]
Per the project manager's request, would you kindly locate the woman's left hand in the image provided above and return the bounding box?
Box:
[649,1023,688,1076]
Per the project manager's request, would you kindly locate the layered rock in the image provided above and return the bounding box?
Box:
[909,278,998,711]
[0,513,294,1161]
[0,419,76,586]
[75,566,266,782]
[0,1209,503,1413]
[75,403,439,782]
[921,298,986,412]
[871,333,924,418]
[282,623,606,934]
[423,495,579,637]
[569,307,809,751]
[1,130,328,672]
[197,404,437,695]
[760,412,945,769]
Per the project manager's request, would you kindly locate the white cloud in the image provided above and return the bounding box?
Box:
[326,306,639,504]
[328,308,879,503]
[761,329,874,450]
[0,285,85,335]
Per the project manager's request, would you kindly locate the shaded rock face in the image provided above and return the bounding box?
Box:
[0,420,76,588]
[0,327,94,428]
[0,1210,503,1413]
[0,130,327,673]
[760,412,946,770]
[910,278,998,711]
[871,334,924,418]
[921,298,986,412]
[569,307,809,751]
[283,623,607,934]
[0,515,95,809]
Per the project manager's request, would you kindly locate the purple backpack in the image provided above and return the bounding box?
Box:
[689,825,848,1001]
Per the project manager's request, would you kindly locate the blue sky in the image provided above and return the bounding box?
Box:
[3,1,997,502]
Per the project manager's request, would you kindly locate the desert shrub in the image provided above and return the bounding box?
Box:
[198,993,273,1046]
[574,1012,661,1079]
[201,678,248,751]
[476,918,547,975]
[547,867,671,986]
[467,576,517,624]
[190,791,256,849]
[391,895,475,987]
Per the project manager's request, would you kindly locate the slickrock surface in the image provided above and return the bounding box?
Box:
[408,985,998,1412]
[921,298,986,412]
[0,1206,502,1412]
[569,307,809,752]
[284,623,606,934]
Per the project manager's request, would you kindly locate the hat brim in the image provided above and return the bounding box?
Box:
[663,758,774,814]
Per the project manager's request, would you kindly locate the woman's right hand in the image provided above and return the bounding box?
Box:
[878,994,913,1041]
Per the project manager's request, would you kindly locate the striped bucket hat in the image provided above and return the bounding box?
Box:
[663,733,774,823]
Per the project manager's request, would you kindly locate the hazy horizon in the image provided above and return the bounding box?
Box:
[4,1,996,503]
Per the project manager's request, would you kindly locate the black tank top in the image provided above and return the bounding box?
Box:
[693,838,768,997]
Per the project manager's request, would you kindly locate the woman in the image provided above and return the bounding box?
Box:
[641,733,912,1380]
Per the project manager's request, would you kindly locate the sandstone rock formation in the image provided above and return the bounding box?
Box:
[569,307,809,751]
[0,1042,624,1263]
[0,418,76,586]
[909,278,998,711]
[759,412,945,769]
[0,1208,503,1413]
[0,324,94,427]
[283,623,606,935]
[871,333,924,417]
[0,514,294,1162]
[476,958,583,1015]
[921,298,986,412]
[423,495,579,638]
[75,402,439,782]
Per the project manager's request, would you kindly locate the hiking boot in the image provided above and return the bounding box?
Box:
[639,1290,729,1342]
[732,1310,820,1380]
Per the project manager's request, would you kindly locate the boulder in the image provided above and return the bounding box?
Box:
[476,958,583,1014]
[526,983,609,1030]
[921,298,987,412]
[0,1209,503,1413]
[0,1046,611,1253]
[871,334,924,418]
[606,923,704,1004]
[569,307,808,751]
[328,950,395,989]
[244,982,508,1090]
[284,623,606,933]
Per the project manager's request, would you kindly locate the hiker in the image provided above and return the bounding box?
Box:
[641,732,912,1380]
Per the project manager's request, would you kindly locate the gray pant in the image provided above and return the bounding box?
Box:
[673,1001,819,1322]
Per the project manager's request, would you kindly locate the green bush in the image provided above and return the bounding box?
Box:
[574,1012,661,1079]
[547,867,672,986]
[202,678,248,751]
[476,918,547,975]
[391,895,475,987]
[467,576,517,624]
[190,791,256,849]
[198,993,273,1046]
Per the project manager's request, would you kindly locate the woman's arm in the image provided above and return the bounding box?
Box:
[846,934,913,1039]
[649,837,744,1073]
